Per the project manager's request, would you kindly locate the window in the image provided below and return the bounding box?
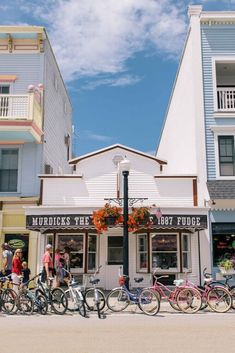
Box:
[181,234,191,270]
[212,223,235,266]
[137,234,148,272]
[107,236,123,265]
[0,85,10,117]
[57,235,84,273]
[87,234,97,272]
[0,149,18,192]
[151,234,178,271]
[218,136,235,176]
[0,85,10,94]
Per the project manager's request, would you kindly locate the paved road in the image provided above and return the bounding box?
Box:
[1,307,235,353]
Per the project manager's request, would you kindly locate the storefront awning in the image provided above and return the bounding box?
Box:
[26,214,207,232]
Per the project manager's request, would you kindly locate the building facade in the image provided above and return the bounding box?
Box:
[0,26,72,274]
[157,5,235,278]
[25,145,208,289]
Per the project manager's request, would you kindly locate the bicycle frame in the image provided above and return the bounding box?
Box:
[151,275,181,305]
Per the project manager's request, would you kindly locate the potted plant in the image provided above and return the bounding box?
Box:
[92,203,123,233]
[128,206,152,232]
[218,256,235,275]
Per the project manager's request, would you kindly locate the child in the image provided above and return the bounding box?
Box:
[22,261,31,284]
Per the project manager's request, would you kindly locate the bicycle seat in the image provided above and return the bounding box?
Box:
[173,279,184,286]
[71,281,80,287]
[90,278,100,285]
[134,277,143,283]
[204,277,213,283]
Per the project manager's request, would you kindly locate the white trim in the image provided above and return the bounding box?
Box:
[213,112,235,118]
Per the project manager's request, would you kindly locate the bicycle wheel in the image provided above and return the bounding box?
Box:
[2,289,17,314]
[36,294,48,315]
[138,289,160,316]
[177,288,202,313]
[106,288,129,312]
[207,287,232,313]
[84,288,106,311]
[229,286,235,310]
[17,292,34,315]
[51,288,68,315]
[64,289,86,317]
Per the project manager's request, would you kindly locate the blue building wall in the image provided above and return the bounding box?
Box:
[201,25,235,180]
[0,53,44,197]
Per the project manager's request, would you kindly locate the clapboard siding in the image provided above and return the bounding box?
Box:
[201,25,235,180]
[42,147,194,207]
[43,40,72,174]
[0,53,43,92]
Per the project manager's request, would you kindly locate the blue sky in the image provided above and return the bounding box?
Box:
[1,0,235,156]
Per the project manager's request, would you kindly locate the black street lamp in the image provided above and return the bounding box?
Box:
[119,157,131,289]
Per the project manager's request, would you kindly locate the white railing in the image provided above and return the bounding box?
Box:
[0,94,31,119]
[217,87,235,111]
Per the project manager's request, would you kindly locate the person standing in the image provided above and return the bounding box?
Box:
[1,243,13,277]
[42,244,53,283]
[22,261,31,284]
[55,248,63,287]
[11,249,23,293]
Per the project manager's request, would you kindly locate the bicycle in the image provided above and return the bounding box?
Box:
[107,275,160,316]
[200,269,235,310]
[17,274,48,315]
[83,266,106,318]
[151,274,202,314]
[35,274,68,315]
[182,269,232,313]
[63,268,86,317]
[0,275,17,314]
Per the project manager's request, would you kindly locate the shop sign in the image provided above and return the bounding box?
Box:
[26,214,207,230]
[150,214,207,228]
[26,214,93,229]
[8,239,25,249]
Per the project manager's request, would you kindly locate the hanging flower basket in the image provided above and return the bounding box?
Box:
[92,203,123,233]
[128,206,152,232]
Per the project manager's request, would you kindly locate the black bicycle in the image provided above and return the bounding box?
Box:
[17,274,48,315]
[0,275,17,314]
[35,274,68,315]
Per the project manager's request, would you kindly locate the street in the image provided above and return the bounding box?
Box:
[1,307,235,353]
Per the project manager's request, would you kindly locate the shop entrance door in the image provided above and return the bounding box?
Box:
[105,236,123,290]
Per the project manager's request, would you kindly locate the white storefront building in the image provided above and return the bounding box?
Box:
[25,145,209,289]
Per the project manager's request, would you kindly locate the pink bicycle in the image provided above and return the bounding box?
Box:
[150,274,202,314]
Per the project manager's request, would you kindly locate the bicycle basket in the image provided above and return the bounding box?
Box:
[118,276,125,286]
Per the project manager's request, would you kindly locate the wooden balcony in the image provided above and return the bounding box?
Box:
[0,93,43,143]
[217,87,235,111]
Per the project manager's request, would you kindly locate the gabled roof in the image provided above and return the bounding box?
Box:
[69,144,167,165]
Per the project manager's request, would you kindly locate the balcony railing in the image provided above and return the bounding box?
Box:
[217,87,235,111]
[0,94,42,128]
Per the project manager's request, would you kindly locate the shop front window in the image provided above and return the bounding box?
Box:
[137,234,148,272]
[151,234,178,271]
[181,234,191,270]
[87,234,97,272]
[213,234,235,266]
[5,234,29,262]
[57,234,84,272]
[108,236,123,265]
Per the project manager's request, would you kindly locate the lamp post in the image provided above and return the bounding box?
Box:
[119,157,131,289]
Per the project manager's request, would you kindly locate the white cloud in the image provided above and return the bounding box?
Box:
[81,75,142,90]
[32,0,187,82]
[82,130,114,142]
[2,0,188,84]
